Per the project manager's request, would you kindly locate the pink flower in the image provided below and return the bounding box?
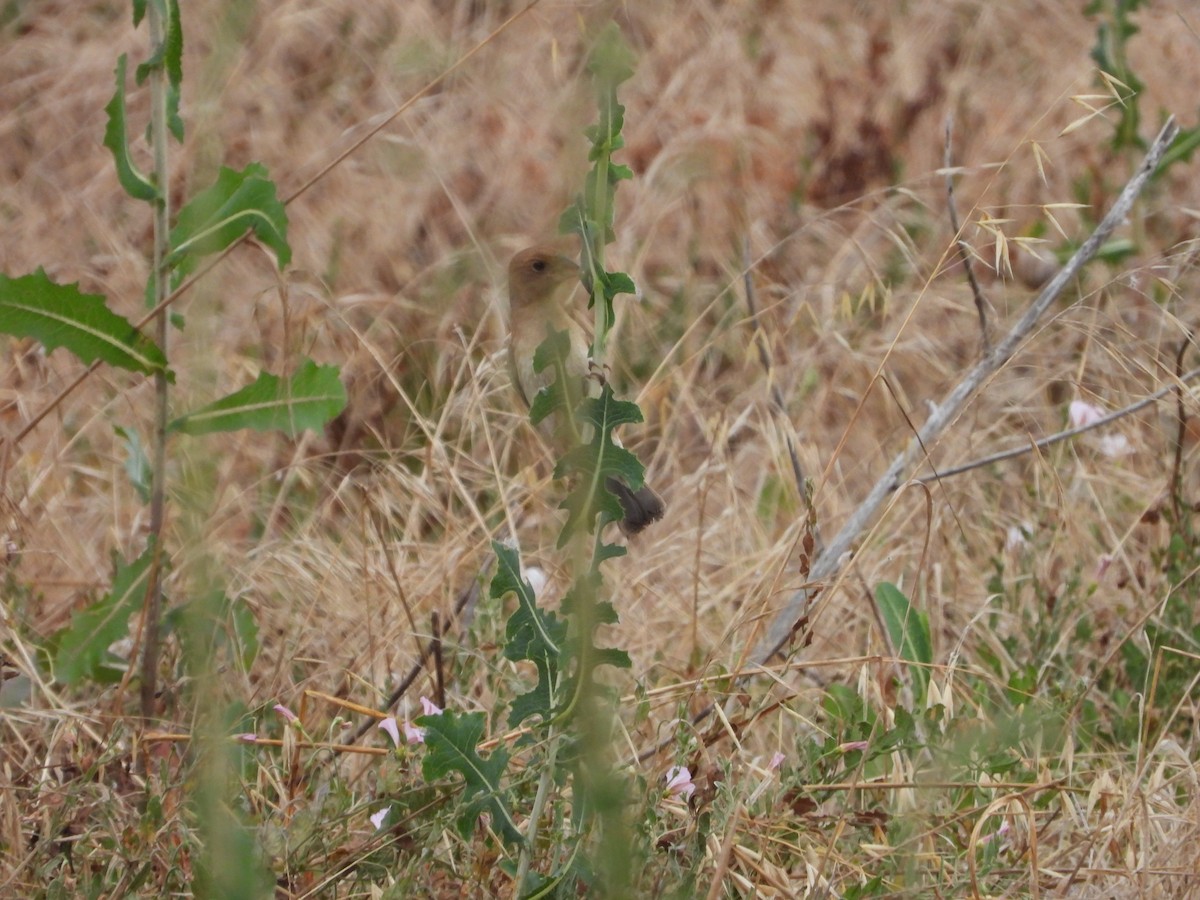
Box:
[379,716,425,746]
[378,717,401,746]
[665,766,696,800]
[1069,400,1105,429]
[768,752,786,771]
[370,808,389,831]
[838,740,869,754]
[419,697,443,717]
[235,733,258,743]
[273,704,299,724]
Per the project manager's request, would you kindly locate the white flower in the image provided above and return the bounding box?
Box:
[1097,433,1133,458]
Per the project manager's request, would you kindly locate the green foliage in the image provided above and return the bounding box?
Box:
[875,582,933,705]
[559,22,638,352]
[171,359,346,436]
[169,162,290,278]
[50,545,155,685]
[0,269,169,377]
[1085,0,1200,174]
[134,0,184,140]
[1086,0,1145,151]
[114,424,152,503]
[419,709,522,844]
[529,326,583,442]
[104,54,159,200]
[555,386,648,545]
[165,590,260,676]
[494,541,566,728]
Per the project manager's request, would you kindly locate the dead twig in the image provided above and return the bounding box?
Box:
[746,116,1180,669]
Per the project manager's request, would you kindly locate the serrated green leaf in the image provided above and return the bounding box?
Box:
[103,55,159,202]
[875,582,932,704]
[0,269,169,377]
[419,710,522,845]
[492,542,566,727]
[554,386,647,545]
[171,358,345,436]
[51,546,155,685]
[169,163,290,275]
[529,327,582,431]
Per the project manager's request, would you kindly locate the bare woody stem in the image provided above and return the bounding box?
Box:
[746,117,1180,670]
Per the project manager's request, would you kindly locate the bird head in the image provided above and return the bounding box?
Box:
[507,246,579,311]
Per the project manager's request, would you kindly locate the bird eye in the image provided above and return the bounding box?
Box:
[531,259,547,273]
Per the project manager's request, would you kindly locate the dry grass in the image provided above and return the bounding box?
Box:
[5,0,1200,895]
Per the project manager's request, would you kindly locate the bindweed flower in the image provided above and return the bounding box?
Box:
[235,733,258,743]
[838,740,870,754]
[379,716,425,746]
[273,704,299,724]
[1069,400,1104,429]
[768,751,786,771]
[378,717,401,746]
[370,808,389,831]
[419,696,443,717]
[664,766,695,800]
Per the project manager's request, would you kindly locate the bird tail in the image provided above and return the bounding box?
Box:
[605,477,665,536]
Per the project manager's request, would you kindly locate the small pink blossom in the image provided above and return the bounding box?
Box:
[273,704,299,724]
[1097,554,1114,579]
[378,717,401,746]
[1069,400,1104,429]
[370,808,389,831]
[235,733,258,743]
[768,752,786,771]
[665,766,696,800]
[419,696,443,717]
[978,820,1011,847]
[838,740,869,754]
[378,716,426,746]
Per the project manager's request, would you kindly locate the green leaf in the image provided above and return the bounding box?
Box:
[875,582,933,705]
[419,710,522,844]
[103,55,159,202]
[132,0,147,26]
[169,163,290,275]
[0,270,169,377]
[114,426,152,503]
[171,359,345,436]
[165,590,260,675]
[134,0,184,141]
[529,327,584,440]
[555,385,647,545]
[492,542,567,727]
[51,546,155,685]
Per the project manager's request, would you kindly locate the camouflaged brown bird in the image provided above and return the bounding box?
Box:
[507,245,664,535]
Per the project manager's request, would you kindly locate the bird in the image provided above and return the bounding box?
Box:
[506,244,664,536]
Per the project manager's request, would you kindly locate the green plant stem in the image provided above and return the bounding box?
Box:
[514,726,562,896]
[140,1,172,723]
